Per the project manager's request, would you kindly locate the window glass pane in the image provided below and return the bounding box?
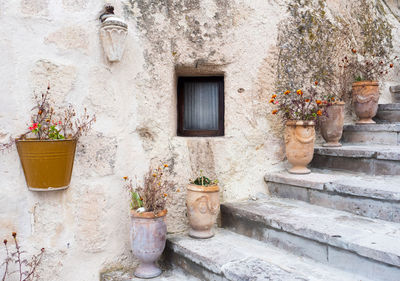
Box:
[183,81,219,130]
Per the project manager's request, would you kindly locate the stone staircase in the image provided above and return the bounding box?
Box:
[164,103,400,281]
[105,104,400,280]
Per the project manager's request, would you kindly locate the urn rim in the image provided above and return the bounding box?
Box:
[285,120,315,126]
[130,209,167,219]
[187,184,219,192]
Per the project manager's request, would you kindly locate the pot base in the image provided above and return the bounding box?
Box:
[289,166,311,174]
[134,262,162,279]
[28,186,69,192]
[322,142,342,147]
[189,228,214,239]
[356,118,376,124]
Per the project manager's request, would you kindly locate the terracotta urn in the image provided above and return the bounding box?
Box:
[186,184,220,239]
[130,209,167,279]
[320,102,345,147]
[285,120,315,174]
[352,81,380,124]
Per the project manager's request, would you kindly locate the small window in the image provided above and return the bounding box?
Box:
[177,76,224,137]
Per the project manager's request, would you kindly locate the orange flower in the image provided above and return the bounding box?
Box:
[305,99,310,102]
[296,89,303,95]
[317,110,322,116]
[272,109,278,115]
[314,81,318,86]
[351,48,357,54]
[152,173,157,177]
[316,100,322,105]
[272,94,277,99]
[331,97,335,101]
[123,176,128,180]
[163,193,168,197]
[390,64,394,68]
[269,99,275,103]
[164,164,168,167]
[284,90,290,95]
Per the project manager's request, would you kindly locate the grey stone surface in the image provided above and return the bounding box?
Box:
[222,257,307,281]
[343,123,400,132]
[314,145,400,159]
[265,170,400,201]
[101,268,200,281]
[221,198,400,268]
[312,145,400,175]
[342,130,398,145]
[375,104,400,123]
[167,229,370,281]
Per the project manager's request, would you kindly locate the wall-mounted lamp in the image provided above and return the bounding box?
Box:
[99,5,128,62]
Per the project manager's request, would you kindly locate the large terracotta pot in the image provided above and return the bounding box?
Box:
[15,139,77,191]
[130,210,167,279]
[186,184,220,239]
[320,102,345,147]
[285,121,315,174]
[352,81,380,124]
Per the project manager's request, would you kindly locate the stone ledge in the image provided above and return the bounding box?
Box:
[264,170,400,202]
[343,124,400,132]
[167,230,368,281]
[100,268,199,281]
[314,145,400,161]
[221,198,400,268]
[378,103,400,111]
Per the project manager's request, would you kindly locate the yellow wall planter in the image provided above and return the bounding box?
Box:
[16,139,77,191]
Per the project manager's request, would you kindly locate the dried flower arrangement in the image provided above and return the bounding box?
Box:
[124,163,175,215]
[269,85,326,121]
[190,170,218,187]
[1,232,44,281]
[342,49,398,82]
[0,84,96,150]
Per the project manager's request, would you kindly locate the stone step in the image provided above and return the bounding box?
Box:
[264,169,400,222]
[221,198,400,281]
[342,123,400,145]
[311,145,400,175]
[100,268,200,281]
[166,229,371,281]
[375,103,400,123]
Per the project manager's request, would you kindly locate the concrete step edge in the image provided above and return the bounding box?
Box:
[167,229,370,281]
[221,198,400,268]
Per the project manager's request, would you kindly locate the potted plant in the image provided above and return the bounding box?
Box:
[316,73,348,147]
[187,171,219,239]
[124,163,175,279]
[1,85,95,191]
[270,87,324,174]
[344,49,397,124]
[319,97,345,147]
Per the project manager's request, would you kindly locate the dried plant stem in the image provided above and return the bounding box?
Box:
[1,243,9,281]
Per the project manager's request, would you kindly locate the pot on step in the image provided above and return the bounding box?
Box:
[285,120,315,174]
[130,209,167,279]
[320,102,345,147]
[352,81,379,124]
[186,184,220,239]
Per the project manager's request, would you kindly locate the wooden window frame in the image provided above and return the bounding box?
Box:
[177,76,224,137]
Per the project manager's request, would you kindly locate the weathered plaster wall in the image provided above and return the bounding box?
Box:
[0,0,399,280]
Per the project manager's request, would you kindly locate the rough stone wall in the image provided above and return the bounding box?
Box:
[0,0,399,280]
